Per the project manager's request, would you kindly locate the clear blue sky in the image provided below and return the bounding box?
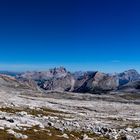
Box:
[0,0,140,72]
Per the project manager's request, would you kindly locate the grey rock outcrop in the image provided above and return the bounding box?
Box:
[73,71,97,93]
[91,72,119,92]
[41,73,75,91]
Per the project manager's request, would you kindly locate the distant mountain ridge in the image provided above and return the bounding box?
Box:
[0,67,140,94]
[0,71,22,77]
[14,67,140,94]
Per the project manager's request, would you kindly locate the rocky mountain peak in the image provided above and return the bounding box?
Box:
[118,69,140,86]
[49,67,68,78]
[124,69,139,75]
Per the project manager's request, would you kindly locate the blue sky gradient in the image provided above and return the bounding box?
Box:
[0,0,140,72]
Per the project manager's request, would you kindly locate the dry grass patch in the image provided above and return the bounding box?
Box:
[16,126,110,140]
[0,130,18,140]
[0,107,69,118]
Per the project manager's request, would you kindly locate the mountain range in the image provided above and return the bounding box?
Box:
[1,67,139,94]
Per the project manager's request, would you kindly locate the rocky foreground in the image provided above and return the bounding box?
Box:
[0,90,140,140]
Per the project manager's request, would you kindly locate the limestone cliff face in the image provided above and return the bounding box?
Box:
[41,74,75,91]
[91,72,119,92]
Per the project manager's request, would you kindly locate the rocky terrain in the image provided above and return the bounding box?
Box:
[0,68,139,140]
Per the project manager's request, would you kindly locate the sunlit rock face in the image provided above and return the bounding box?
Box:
[91,72,119,92]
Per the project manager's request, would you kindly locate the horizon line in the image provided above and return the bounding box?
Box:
[0,63,139,73]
